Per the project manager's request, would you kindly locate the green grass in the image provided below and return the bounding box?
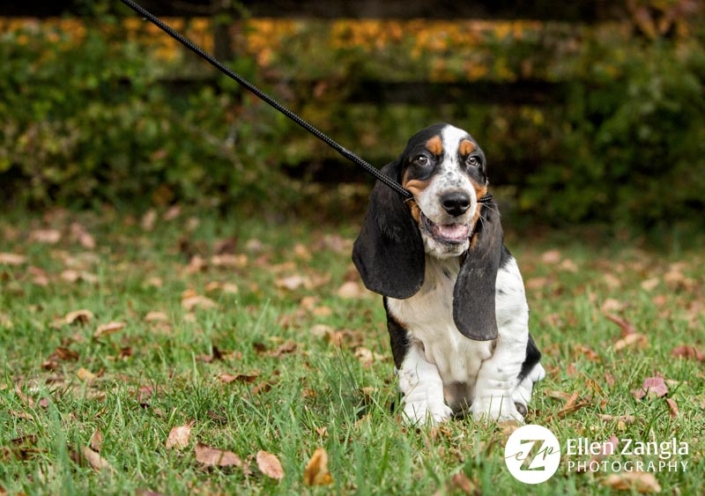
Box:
[1,208,704,495]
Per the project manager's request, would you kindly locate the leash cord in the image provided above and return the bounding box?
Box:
[118,0,413,199]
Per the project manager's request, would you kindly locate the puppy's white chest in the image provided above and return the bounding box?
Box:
[387,258,493,385]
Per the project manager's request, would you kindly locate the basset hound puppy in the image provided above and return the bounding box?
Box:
[353,123,545,425]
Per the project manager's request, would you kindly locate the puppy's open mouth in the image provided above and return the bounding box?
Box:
[420,213,470,245]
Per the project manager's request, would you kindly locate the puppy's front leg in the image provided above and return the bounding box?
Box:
[398,343,452,425]
[471,333,527,422]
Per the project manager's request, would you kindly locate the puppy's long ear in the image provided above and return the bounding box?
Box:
[352,162,425,299]
[453,201,503,340]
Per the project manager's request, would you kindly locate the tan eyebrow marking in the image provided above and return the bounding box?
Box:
[459,139,476,156]
[425,135,443,156]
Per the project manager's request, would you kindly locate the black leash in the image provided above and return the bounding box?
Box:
[118,0,412,199]
[117,0,493,204]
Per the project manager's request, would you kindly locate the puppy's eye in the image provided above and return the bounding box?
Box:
[414,155,430,167]
[465,156,481,168]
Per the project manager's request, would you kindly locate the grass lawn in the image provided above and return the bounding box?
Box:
[1,207,703,495]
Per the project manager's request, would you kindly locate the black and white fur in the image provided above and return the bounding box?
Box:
[353,123,544,425]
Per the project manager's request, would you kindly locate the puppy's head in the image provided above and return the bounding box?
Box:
[353,123,502,341]
[399,123,488,259]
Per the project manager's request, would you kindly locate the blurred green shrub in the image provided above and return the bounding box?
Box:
[0,16,295,210]
[519,24,705,229]
[1,8,704,232]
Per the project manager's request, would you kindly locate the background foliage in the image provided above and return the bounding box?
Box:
[1,1,703,230]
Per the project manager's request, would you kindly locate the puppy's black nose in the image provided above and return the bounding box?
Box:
[441,191,471,216]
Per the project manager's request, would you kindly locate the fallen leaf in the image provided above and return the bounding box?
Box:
[163,205,181,221]
[632,377,668,400]
[304,447,333,486]
[194,443,248,472]
[599,414,636,423]
[166,421,194,449]
[144,311,169,322]
[671,345,705,362]
[70,223,96,249]
[94,321,126,339]
[541,249,562,264]
[77,367,97,381]
[448,472,478,495]
[572,344,601,362]
[666,398,678,418]
[275,274,310,291]
[603,273,621,289]
[65,309,94,326]
[210,254,248,268]
[601,471,661,493]
[614,333,648,352]
[30,229,61,244]
[601,298,624,313]
[141,210,157,231]
[641,277,660,291]
[89,430,104,453]
[0,253,26,265]
[81,446,114,472]
[267,341,297,358]
[605,314,636,336]
[256,450,284,480]
[218,372,260,384]
[336,281,363,299]
[181,295,217,311]
[293,244,312,261]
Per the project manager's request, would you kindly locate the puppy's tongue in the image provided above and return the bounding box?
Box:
[434,223,470,242]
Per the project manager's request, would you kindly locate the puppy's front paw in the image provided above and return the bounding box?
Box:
[403,398,453,426]
[471,396,525,423]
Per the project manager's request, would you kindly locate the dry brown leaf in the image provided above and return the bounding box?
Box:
[89,430,104,453]
[605,313,637,336]
[600,298,624,313]
[194,443,248,472]
[304,447,333,486]
[666,398,679,418]
[144,311,169,322]
[293,244,312,261]
[267,341,297,358]
[671,345,705,362]
[275,274,310,291]
[181,295,217,311]
[65,309,94,326]
[541,249,562,264]
[614,333,648,352]
[448,472,478,495]
[165,421,194,450]
[218,372,260,384]
[599,414,636,423]
[70,223,96,249]
[77,368,97,382]
[632,377,669,400]
[641,277,660,291]
[602,471,661,493]
[81,446,114,472]
[336,281,363,299]
[30,229,61,244]
[94,321,126,339]
[141,210,157,231]
[572,344,601,362]
[0,253,26,265]
[210,254,248,268]
[256,450,284,480]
